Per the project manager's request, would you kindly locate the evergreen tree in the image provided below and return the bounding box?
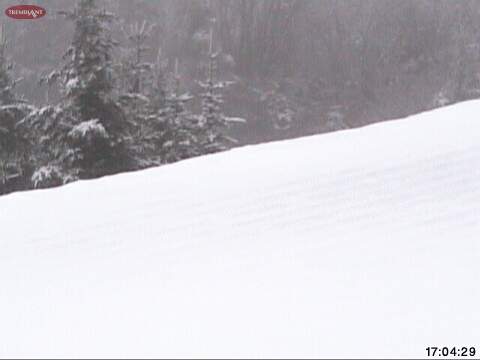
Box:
[20,105,79,187]
[0,25,34,194]
[0,27,15,107]
[261,82,295,131]
[119,23,198,166]
[149,49,168,111]
[119,21,156,95]
[197,29,242,154]
[117,21,159,168]
[60,0,135,178]
[140,57,199,165]
[26,0,137,188]
[155,66,199,164]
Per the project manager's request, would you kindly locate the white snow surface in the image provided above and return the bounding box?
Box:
[1,101,479,358]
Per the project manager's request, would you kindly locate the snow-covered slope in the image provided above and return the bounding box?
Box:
[1,101,479,358]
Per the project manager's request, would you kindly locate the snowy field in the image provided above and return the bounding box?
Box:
[1,101,479,358]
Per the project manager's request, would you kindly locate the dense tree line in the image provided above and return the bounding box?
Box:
[2,0,480,195]
[0,0,241,195]
[4,0,480,142]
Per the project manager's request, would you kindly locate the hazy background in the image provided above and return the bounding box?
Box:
[3,0,480,145]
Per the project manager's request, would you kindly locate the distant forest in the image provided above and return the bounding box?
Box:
[2,0,480,195]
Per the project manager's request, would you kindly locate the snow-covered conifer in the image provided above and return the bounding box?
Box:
[117,21,159,168]
[47,0,136,179]
[197,28,242,154]
[0,25,15,106]
[0,25,34,194]
[144,59,199,164]
[119,27,198,166]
